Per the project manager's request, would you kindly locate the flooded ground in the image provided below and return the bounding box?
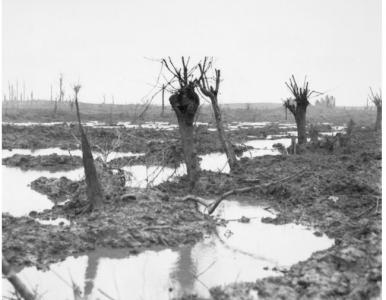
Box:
[2,166,84,216]
[2,121,379,299]
[2,200,334,300]
[1,137,295,215]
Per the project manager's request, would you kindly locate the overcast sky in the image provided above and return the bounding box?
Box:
[2,0,381,106]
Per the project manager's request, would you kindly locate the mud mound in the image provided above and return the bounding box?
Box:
[3,153,83,172]
[30,176,81,202]
[3,191,215,268]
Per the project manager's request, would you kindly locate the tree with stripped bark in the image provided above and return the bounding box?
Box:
[369,88,382,131]
[162,57,200,189]
[74,85,104,211]
[284,75,320,145]
[196,58,238,172]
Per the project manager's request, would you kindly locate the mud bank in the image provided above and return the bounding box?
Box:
[161,128,381,299]
[2,188,216,269]
[3,153,83,171]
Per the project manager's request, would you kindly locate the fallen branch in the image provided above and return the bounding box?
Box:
[207,169,307,214]
[180,170,306,215]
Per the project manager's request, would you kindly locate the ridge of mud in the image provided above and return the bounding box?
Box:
[2,153,83,172]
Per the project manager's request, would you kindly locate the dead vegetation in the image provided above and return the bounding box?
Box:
[73,84,104,212]
[284,75,321,144]
[368,88,382,131]
[162,57,201,189]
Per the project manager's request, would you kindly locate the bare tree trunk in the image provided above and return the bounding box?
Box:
[161,84,165,117]
[178,120,200,187]
[169,87,200,189]
[53,100,57,116]
[375,105,381,131]
[211,96,238,171]
[74,87,104,210]
[2,258,36,300]
[295,106,307,145]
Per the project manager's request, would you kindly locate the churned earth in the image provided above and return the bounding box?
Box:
[161,128,381,299]
[2,161,217,269]
[1,122,381,299]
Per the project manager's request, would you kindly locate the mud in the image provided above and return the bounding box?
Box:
[2,122,380,299]
[2,122,327,155]
[3,153,83,171]
[3,189,216,270]
[30,176,81,202]
[161,128,381,299]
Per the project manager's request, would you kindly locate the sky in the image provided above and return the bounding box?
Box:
[2,0,382,106]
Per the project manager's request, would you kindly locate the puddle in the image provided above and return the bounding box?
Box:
[2,200,334,299]
[278,123,297,129]
[227,122,272,131]
[2,166,84,216]
[117,121,178,131]
[200,152,230,173]
[2,148,144,162]
[123,165,186,188]
[241,138,292,158]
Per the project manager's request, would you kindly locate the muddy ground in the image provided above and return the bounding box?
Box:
[2,122,381,299]
[2,122,329,168]
[3,161,216,269]
[3,153,83,171]
[160,128,381,299]
[2,121,326,152]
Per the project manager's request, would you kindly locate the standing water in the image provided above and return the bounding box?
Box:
[2,166,84,216]
[2,200,334,300]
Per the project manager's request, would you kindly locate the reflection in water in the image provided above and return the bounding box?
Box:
[170,246,197,297]
[2,201,334,300]
[84,252,100,296]
[123,165,186,188]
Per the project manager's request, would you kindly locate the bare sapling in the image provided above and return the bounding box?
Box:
[74,84,104,211]
[162,57,200,189]
[369,88,382,131]
[284,75,320,145]
[196,57,238,171]
[59,73,64,102]
[94,129,122,163]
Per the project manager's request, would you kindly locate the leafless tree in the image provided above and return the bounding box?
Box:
[162,57,200,189]
[59,73,64,102]
[94,129,123,163]
[74,84,104,211]
[369,88,382,131]
[161,84,165,117]
[284,75,320,145]
[196,58,238,171]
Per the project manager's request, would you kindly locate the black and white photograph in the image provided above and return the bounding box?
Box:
[1,0,383,299]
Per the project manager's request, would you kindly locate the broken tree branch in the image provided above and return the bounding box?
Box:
[180,169,307,215]
[208,169,306,214]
